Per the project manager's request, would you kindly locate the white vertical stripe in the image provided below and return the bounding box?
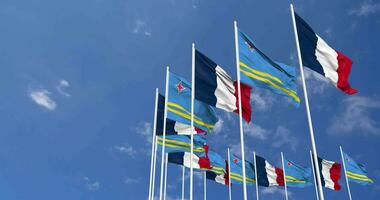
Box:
[321,159,336,190]
[215,66,237,112]
[184,152,201,169]
[265,161,279,186]
[174,122,197,135]
[315,35,339,87]
[214,173,226,185]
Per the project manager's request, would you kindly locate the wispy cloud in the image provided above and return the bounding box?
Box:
[213,119,224,134]
[132,20,151,36]
[124,176,141,184]
[244,123,269,140]
[114,143,137,157]
[261,187,292,197]
[302,67,330,95]
[56,79,71,97]
[271,126,299,152]
[349,1,380,16]
[83,176,100,191]
[251,90,275,111]
[328,96,380,135]
[29,89,57,111]
[136,122,153,143]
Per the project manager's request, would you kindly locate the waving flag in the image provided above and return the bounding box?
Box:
[206,171,229,185]
[238,30,300,106]
[229,154,255,185]
[195,50,252,122]
[316,157,342,190]
[284,158,313,188]
[157,135,206,153]
[157,94,205,135]
[343,152,374,185]
[208,150,227,175]
[167,72,219,132]
[168,152,212,170]
[294,12,357,94]
[256,155,284,187]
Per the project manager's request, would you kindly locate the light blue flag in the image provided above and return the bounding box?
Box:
[157,135,206,154]
[343,152,374,185]
[238,30,300,106]
[167,72,219,132]
[284,158,313,188]
[229,154,255,185]
[208,150,226,175]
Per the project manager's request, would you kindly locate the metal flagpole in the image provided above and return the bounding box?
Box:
[151,136,158,200]
[290,4,325,200]
[340,146,353,200]
[148,89,159,200]
[233,20,248,200]
[227,148,232,200]
[253,151,259,200]
[159,66,170,200]
[310,150,320,200]
[204,171,207,200]
[281,152,289,200]
[182,166,185,200]
[190,43,195,200]
[164,153,168,200]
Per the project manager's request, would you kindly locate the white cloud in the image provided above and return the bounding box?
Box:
[132,20,151,36]
[251,90,275,111]
[213,119,224,134]
[56,79,71,97]
[114,143,137,157]
[349,1,380,16]
[302,67,330,95]
[83,176,100,191]
[124,176,140,184]
[244,123,269,140]
[29,89,56,111]
[328,96,380,135]
[261,187,292,197]
[136,122,153,143]
[271,126,299,152]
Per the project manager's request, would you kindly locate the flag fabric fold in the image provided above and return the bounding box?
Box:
[284,158,313,188]
[168,152,212,170]
[294,12,357,94]
[206,171,229,185]
[238,30,300,106]
[317,157,342,191]
[343,152,374,185]
[229,154,256,185]
[195,50,252,122]
[167,72,219,132]
[255,155,284,187]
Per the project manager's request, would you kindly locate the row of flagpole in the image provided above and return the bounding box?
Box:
[146,3,345,200]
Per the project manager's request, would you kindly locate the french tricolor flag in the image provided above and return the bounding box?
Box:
[206,171,229,185]
[168,152,212,170]
[317,157,342,191]
[195,50,252,122]
[256,155,284,187]
[295,12,357,95]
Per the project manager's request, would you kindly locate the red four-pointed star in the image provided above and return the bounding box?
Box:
[176,82,184,93]
[233,159,238,164]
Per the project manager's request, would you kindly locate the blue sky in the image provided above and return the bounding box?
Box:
[0,0,379,199]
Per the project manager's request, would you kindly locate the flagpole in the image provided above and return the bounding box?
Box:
[253,151,259,200]
[227,148,232,200]
[310,150,320,200]
[190,42,195,200]
[151,136,158,200]
[159,66,170,200]
[182,166,185,200]
[148,88,159,200]
[164,153,168,200]
[290,4,325,200]
[234,20,248,200]
[204,171,207,200]
[281,152,289,200]
[340,146,353,200]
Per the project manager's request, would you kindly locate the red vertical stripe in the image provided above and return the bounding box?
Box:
[224,160,230,185]
[275,167,285,186]
[233,81,252,122]
[330,163,342,190]
[336,51,358,95]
